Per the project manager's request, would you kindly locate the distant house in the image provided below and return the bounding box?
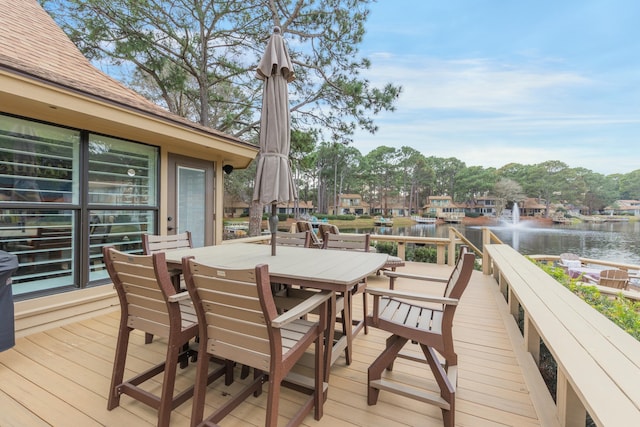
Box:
[606,200,640,216]
[0,0,258,301]
[522,198,547,217]
[224,197,315,218]
[276,200,315,216]
[369,196,410,217]
[331,193,370,216]
[467,196,499,216]
[424,195,466,220]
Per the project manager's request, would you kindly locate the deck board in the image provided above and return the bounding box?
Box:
[0,262,545,426]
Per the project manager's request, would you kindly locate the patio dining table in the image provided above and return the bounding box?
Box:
[162,242,389,367]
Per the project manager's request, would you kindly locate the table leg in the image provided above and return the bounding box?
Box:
[343,291,353,365]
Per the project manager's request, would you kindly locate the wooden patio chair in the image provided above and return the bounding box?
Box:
[182,259,331,427]
[376,254,406,276]
[142,231,193,343]
[588,269,630,290]
[365,247,475,427]
[323,232,373,336]
[295,221,323,248]
[143,231,193,255]
[275,230,311,248]
[103,246,226,427]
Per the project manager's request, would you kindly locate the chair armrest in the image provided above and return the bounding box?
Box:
[366,287,459,306]
[167,291,191,303]
[272,291,333,328]
[384,271,448,283]
[582,276,599,285]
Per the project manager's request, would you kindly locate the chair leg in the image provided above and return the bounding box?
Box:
[145,332,154,344]
[423,345,455,427]
[266,375,281,427]
[156,339,184,427]
[108,325,132,410]
[314,335,324,420]
[367,335,408,405]
[190,342,212,427]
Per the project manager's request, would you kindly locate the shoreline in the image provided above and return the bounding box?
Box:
[275,215,556,230]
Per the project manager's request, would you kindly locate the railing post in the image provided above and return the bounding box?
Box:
[482,227,492,275]
[448,228,456,266]
[436,243,445,265]
[556,369,586,427]
[524,313,540,364]
[397,241,405,260]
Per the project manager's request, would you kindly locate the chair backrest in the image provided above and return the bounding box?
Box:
[296,221,322,247]
[183,260,279,370]
[443,246,475,300]
[322,232,370,252]
[318,223,339,238]
[275,231,311,248]
[599,269,629,289]
[143,231,193,254]
[103,246,180,338]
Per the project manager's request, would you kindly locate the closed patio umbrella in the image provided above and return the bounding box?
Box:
[253,26,297,255]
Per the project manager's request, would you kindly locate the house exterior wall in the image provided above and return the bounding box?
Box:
[0,0,257,301]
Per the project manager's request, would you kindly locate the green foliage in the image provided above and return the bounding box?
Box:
[536,262,640,341]
[407,246,438,263]
[315,214,356,221]
[43,0,401,141]
[374,241,397,256]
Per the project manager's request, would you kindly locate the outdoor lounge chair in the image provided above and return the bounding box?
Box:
[295,221,323,248]
[558,252,581,270]
[586,268,630,290]
[103,246,226,427]
[274,230,311,248]
[183,259,332,427]
[365,246,475,427]
[318,223,339,238]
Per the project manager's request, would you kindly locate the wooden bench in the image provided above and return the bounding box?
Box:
[484,244,640,427]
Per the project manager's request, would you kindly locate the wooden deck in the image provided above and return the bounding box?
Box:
[0,262,548,426]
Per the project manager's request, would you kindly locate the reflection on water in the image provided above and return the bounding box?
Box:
[344,221,640,265]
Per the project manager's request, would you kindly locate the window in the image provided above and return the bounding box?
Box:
[0,114,158,298]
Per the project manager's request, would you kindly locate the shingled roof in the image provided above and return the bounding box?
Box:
[0,0,256,165]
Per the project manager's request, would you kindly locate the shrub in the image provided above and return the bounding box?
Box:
[535,261,640,341]
[408,246,438,263]
[374,241,397,256]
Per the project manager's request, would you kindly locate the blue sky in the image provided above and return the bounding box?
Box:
[353,1,640,175]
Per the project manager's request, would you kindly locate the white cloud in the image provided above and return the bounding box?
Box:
[352,54,640,175]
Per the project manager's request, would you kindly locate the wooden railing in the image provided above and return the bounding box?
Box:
[227,225,495,266]
[484,244,640,426]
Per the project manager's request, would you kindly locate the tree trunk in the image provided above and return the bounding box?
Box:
[249,200,263,236]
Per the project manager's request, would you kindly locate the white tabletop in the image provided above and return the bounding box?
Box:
[164,243,389,292]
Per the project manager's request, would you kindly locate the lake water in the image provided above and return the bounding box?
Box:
[343,220,640,266]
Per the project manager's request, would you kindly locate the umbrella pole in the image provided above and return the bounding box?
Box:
[269,203,278,256]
